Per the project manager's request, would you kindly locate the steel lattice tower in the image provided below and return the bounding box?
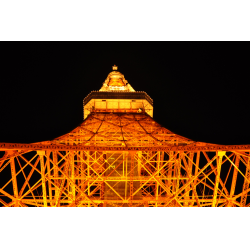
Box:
[1,65,250,207]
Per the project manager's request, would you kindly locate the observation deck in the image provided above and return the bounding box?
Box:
[83,65,153,119]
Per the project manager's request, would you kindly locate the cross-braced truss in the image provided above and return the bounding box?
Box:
[1,112,250,207]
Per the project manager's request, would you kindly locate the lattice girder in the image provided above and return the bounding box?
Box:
[1,147,250,207]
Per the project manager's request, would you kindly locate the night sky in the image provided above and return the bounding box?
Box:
[0,42,249,145]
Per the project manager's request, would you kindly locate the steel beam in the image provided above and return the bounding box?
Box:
[212,151,225,207]
[10,156,18,207]
[37,150,47,207]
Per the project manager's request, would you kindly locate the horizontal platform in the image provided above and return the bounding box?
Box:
[1,142,250,152]
[84,91,153,106]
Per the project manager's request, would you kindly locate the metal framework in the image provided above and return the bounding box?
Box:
[1,66,250,207]
[1,112,250,207]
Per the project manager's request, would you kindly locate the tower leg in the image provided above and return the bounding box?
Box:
[155,152,160,207]
[87,151,90,207]
[212,151,225,207]
[70,152,76,204]
[129,152,135,207]
[53,152,59,207]
[38,151,47,207]
[47,151,53,206]
[168,152,173,195]
[241,154,250,206]
[10,156,18,207]
[228,155,239,206]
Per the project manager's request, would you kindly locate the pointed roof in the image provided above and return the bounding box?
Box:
[99,65,135,92]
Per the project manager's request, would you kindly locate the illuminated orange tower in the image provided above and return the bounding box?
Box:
[1,65,250,207]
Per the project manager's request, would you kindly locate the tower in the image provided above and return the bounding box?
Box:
[0,66,250,207]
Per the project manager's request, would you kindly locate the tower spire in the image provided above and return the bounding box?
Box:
[99,65,135,92]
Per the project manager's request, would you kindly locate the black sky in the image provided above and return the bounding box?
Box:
[0,42,249,145]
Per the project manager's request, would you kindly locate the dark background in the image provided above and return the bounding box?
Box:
[0,42,249,145]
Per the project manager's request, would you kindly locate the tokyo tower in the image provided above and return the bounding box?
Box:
[0,65,249,207]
